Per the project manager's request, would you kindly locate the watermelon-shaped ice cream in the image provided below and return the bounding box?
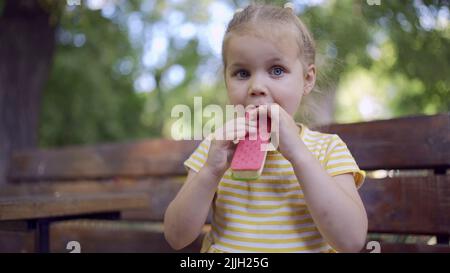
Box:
[231,112,271,181]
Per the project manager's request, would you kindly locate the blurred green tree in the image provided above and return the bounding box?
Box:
[39,0,220,146]
[361,0,450,116]
[40,2,146,146]
[2,0,449,152]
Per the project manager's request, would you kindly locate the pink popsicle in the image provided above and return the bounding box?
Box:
[230,113,271,180]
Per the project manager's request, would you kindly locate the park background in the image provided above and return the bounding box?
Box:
[1,0,449,182]
[0,0,449,251]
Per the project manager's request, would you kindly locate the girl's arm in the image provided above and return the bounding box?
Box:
[291,147,368,253]
[164,166,221,250]
[164,117,249,250]
[256,104,368,252]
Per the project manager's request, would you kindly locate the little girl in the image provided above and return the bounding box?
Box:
[164,3,367,253]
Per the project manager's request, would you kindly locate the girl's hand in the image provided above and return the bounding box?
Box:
[248,104,304,163]
[204,114,256,178]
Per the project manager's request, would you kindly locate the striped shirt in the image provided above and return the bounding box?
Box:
[184,123,365,253]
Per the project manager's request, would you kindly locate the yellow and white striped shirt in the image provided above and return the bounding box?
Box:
[184,123,365,253]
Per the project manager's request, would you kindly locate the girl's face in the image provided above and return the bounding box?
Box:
[224,32,315,116]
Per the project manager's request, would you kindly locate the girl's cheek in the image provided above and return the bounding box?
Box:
[226,88,243,104]
[273,92,301,115]
[228,83,245,96]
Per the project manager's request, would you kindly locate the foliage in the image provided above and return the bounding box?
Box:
[37,0,450,146]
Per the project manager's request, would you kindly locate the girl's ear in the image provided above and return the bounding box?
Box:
[303,64,316,95]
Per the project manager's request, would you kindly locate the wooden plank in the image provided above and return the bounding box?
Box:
[0,178,182,221]
[0,178,210,222]
[360,175,450,235]
[50,220,206,253]
[0,230,35,253]
[315,113,450,170]
[50,220,450,253]
[0,191,149,221]
[4,174,450,232]
[360,242,450,253]
[8,139,200,181]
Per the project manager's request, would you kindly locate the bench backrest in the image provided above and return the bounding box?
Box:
[317,113,450,238]
[7,113,450,251]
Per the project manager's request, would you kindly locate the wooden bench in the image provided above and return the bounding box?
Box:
[3,113,449,253]
[318,113,450,252]
[0,188,149,252]
[3,140,203,253]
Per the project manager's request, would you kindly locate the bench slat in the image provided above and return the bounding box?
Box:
[8,139,200,181]
[4,174,450,233]
[361,175,450,235]
[0,230,35,253]
[0,178,184,221]
[0,191,149,221]
[50,220,205,253]
[316,113,450,170]
[361,242,450,253]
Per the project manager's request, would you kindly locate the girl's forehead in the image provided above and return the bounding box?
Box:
[225,31,299,63]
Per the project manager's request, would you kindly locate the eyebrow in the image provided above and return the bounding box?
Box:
[266,57,285,63]
[228,57,287,69]
[228,62,245,69]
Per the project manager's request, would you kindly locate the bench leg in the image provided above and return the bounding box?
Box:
[436,235,450,245]
[31,212,121,253]
[35,219,50,253]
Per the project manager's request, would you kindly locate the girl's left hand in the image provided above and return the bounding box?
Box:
[248,103,305,163]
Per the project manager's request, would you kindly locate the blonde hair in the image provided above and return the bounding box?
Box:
[221,3,316,73]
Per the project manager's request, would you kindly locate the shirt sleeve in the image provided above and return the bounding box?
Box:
[184,138,211,173]
[323,134,366,189]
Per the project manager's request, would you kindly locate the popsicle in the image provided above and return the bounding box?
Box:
[230,113,271,181]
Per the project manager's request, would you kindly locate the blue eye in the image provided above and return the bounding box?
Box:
[235,70,250,79]
[271,67,284,77]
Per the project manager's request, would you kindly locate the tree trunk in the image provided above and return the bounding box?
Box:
[0,0,56,185]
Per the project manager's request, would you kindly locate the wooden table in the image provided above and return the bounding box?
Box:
[0,189,149,253]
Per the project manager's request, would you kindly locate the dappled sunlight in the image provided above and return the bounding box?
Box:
[335,68,392,123]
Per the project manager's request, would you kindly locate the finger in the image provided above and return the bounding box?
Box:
[235,129,246,140]
[236,123,247,135]
[222,118,244,136]
[232,130,246,144]
[228,129,246,142]
[245,104,256,121]
[262,103,281,119]
[213,129,225,141]
[245,104,257,111]
[247,108,258,122]
[265,103,280,124]
[257,105,271,128]
[224,126,246,141]
[235,117,247,126]
[246,116,257,129]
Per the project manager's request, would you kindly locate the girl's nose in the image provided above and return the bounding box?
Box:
[250,88,268,97]
[249,79,268,97]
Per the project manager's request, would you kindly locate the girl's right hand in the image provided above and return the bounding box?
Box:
[204,115,255,179]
